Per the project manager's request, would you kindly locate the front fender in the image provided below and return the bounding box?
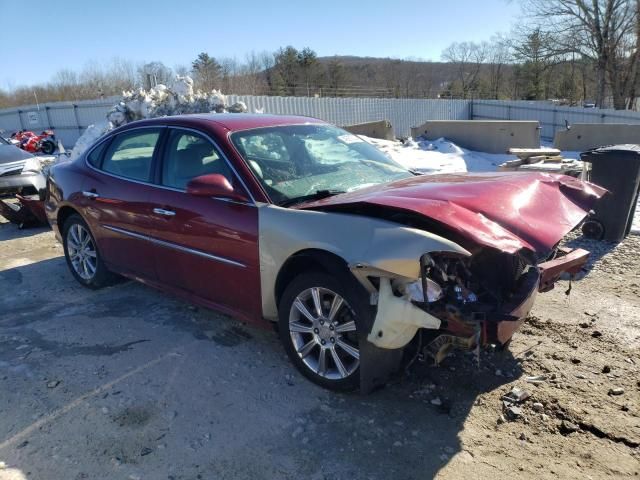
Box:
[259,204,470,320]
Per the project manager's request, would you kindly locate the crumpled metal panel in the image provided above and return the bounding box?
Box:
[298,172,606,255]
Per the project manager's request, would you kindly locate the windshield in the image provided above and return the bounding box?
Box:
[230,124,412,205]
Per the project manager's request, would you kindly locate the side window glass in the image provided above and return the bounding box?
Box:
[102,129,161,181]
[87,140,108,167]
[162,129,233,189]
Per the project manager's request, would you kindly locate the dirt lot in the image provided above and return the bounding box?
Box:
[0,218,638,479]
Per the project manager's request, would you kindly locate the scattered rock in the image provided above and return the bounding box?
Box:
[46,380,60,389]
[591,331,603,338]
[393,441,403,447]
[602,365,611,374]
[430,397,442,406]
[140,447,152,456]
[502,387,531,404]
[570,358,581,364]
[559,420,580,435]
[505,405,522,421]
[518,432,527,441]
[579,322,590,328]
[532,402,544,412]
[16,441,28,449]
[608,387,624,396]
[0,461,6,469]
[495,369,503,376]
[525,375,547,384]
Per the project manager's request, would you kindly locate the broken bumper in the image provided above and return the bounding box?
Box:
[482,247,590,346]
[0,171,46,195]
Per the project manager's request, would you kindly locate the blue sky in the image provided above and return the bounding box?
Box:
[0,0,520,89]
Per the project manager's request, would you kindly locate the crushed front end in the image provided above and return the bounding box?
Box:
[360,244,591,364]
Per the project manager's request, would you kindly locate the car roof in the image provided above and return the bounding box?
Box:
[127,113,327,132]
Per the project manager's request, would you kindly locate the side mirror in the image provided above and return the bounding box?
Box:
[186,174,249,203]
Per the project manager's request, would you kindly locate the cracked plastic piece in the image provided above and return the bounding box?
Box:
[367,277,441,349]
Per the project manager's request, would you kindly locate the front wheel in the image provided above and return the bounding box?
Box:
[278,272,367,391]
[62,214,114,289]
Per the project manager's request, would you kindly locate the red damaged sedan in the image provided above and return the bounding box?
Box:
[45,114,605,392]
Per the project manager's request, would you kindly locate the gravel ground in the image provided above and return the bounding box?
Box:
[0,218,638,479]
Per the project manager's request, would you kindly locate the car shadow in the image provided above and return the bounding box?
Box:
[1,255,523,480]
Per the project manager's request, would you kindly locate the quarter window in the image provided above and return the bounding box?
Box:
[162,129,232,189]
[101,129,161,182]
[87,140,108,167]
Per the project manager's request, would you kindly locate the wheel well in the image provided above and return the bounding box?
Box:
[57,206,79,232]
[274,249,350,308]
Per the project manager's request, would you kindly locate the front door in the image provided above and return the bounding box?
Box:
[145,128,261,322]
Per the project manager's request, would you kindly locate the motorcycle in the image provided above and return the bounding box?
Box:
[10,130,57,155]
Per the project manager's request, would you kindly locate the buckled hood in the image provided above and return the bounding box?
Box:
[297,172,606,255]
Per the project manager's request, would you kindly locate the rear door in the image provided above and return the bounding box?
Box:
[146,127,261,321]
[82,127,164,280]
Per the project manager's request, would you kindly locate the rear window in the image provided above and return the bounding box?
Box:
[101,129,161,182]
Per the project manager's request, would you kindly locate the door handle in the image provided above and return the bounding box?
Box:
[82,190,99,199]
[153,208,176,217]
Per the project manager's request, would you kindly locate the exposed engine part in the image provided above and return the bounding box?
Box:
[404,278,443,303]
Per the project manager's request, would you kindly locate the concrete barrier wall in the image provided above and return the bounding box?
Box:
[342,120,395,140]
[411,120,541,153]
[554,124,640,151]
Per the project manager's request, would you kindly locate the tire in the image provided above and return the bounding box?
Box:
[62,214,113,289]
[40,140,56,155]
[278,271,371,392]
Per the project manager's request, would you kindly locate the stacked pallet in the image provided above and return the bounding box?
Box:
[499,148,584,177]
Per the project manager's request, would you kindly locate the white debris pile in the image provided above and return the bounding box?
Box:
[362,136,513,174]
[69,76,248,160]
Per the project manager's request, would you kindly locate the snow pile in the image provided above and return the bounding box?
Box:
[362,136,511,174]
[69,76,247,160]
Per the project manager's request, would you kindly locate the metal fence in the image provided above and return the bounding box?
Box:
[0,97,119,147]
[3,95,640,146]
[472,100,640,141]
[0,96,470,147]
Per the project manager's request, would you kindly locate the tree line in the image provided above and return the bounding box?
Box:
[1,0,638,110]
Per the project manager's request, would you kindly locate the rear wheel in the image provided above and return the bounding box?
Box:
[40,139,56,155]
[279,272,367,391]
[62,214,114,289]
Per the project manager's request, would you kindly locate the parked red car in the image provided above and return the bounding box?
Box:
[46,114,605,392]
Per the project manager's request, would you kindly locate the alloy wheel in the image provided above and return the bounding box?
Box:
[67,224,97,280]
[288,287,360,380]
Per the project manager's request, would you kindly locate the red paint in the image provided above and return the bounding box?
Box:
[47,115,267,325]
[299,172,606,255]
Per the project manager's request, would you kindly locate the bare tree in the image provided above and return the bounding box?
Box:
[524,0,637,108]
[441,41,487,98]
[485,35,513,99]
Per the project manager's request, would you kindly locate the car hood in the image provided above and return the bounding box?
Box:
[296,172,606,255]
[0,144,33,164]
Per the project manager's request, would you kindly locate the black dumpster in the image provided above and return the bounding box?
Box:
[580,144,640,242]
